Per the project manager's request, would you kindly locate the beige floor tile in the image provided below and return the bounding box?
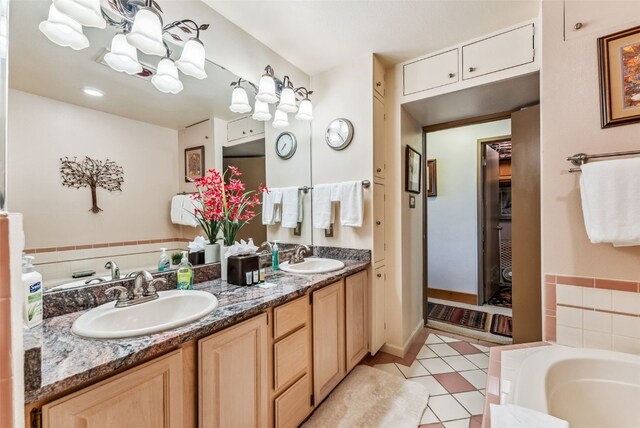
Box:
[444,418,471,428]
[420,358,455,375]
[426,334,445,345]
[373,363,404,378]
[442,355,477,371]
[396,360,429,378]
[420,407,440,425]
[429,343,461,357]
[459,369,487,389]
[428,395,470,422]
[409,375,448,396]
[465,353,489,369]
[453,391,485,415]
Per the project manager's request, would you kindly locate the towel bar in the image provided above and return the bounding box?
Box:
[567,149,640,172]
[299,180,371,194]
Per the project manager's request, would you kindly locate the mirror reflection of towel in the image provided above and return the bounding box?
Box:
[281,187,301,228]
[262,188,282,225]
[338,181,363,227]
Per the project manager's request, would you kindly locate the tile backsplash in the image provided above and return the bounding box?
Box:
[545,274,640,354]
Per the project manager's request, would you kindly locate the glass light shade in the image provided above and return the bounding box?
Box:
[256,74,278,104]
[272,110,289,129]
[229,87,252,113]
[295,99,313,121]
[151,58,184,94]
[39,4,89,50]
[126,7,165,57]
[53,0,106,29]
[104,34,143,75]
[252,99,272,121]
[277,87,297,113]
[175,38,207,79]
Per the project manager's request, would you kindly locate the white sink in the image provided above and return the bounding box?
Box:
[72,290,218,339]
[279,257,345,274]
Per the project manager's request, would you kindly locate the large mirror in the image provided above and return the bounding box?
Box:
[7,0,312,290]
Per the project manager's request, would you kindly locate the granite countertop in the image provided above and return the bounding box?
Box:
[24,260,369,404]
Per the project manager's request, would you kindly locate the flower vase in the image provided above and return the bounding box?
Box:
[205,243,220,264]
[221,245,229,281]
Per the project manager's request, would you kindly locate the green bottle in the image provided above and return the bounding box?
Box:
[176,251,194,290]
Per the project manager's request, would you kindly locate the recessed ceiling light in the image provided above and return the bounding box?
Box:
[82,87,104,97]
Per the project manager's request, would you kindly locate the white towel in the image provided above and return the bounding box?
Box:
[171,195,184,225]
[490,404,569,428]
[338,181,363,227]
[313,183,339,229]
[281,187,301,228]
[170,195,201,227]
[262,188,282,225]
[580,158,640,246]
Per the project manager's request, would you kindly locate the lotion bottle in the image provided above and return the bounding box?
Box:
[272,240,280,271]
[158,248,170,272]
[22,255,43,328]
[176,251,194,290]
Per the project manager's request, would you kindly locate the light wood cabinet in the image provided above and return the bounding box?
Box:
[345,271,368,372]
[199,314,268,428]
[403,49,458,95]
[370,266,386,355]
[373,95,386,180]
[274,374,311,428]
[462,24,534,80]
[273,295,308,340]
[373,183,385,264]
[373,55,386,98]
[227,116,265,142]
[312,280,346,404]
[42,350,184,428]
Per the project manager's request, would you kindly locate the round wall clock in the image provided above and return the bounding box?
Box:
[275,132,297,160]
[325,118,354,150]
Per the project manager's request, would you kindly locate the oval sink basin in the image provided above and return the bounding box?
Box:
[72,290,218,339]
[280,258,345,274]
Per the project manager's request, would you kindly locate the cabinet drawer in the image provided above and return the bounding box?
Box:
[274,374,311,428]
[403,49,458,95]
[462,24,534,80]
[273,295,308,340]
[274,327,309,391]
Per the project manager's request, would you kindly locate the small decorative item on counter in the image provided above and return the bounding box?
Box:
[171,251,183,266]
[176,251,194,290]
[225,239,260,286]
[187,236,206,265]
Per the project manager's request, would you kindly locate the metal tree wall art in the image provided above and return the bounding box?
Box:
[59,156,124,213]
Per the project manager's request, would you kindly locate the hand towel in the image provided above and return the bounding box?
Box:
[580,157,640,246]
[262,188,282,225]
[171,195,185,225]
[490,404,569,428]
[338,181,363,227]
[182,198,202,228]
[313,184,337,229]
[281,187,301,228]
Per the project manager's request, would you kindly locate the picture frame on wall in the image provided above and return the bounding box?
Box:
[185,145,205,182]
[598,25,640,128]
[405,146,421,194]
[426,159,437,197]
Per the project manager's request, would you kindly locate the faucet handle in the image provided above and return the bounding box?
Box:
[147,278,166,295]
[105,286,131,303]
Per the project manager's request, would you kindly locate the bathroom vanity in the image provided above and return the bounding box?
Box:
[23,261,370,428]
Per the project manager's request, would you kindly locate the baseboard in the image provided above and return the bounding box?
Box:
[380,318,425,358]
[428,288,478,305]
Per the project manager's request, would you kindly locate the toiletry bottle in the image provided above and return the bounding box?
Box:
[272,240,280,271]
[22,255,43,328]
[158,248,170,272]
[176,251,194,290]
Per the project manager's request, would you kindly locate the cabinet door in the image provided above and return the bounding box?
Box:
[373,56,385,97]
[312,280,345,404]
[373,96,386,180]
[345,271,368,372]
[564,0,634,41]
[462,24,534,80]
[373,183,385,264]
[199,314,268,428]
[227,116,265,142]
[274,374,311,428]
[403,49,458,95]
[43,350,183,428]
[371,266,386,355]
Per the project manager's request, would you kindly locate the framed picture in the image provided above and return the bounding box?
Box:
[185,145,205,182]
[426,159,437,197]
[598,25,640,128]
[500,186,512,219]
[405,146,421,194]
[409,195,416,208]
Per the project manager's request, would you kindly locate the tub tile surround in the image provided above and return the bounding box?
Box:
[545,274,640,353]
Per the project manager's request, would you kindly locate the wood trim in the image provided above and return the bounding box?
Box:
[427,288,478,305]
[422,110,515,133]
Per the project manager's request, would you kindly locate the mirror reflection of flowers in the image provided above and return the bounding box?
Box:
[190,166,266,246]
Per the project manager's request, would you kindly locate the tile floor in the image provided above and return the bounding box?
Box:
[373,331,493,428]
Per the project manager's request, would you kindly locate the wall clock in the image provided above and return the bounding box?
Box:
[275,132,297,159]
[325,118,354,150]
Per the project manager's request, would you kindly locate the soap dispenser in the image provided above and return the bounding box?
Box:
[176,251,194,290]
[272,240,280,271]
[158,248,170,272]
[22,255,43,328]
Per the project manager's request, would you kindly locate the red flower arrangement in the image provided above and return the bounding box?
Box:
[191,166,265,246]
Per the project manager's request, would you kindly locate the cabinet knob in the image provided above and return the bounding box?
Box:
[448,73,455,78]
[574,22,583,30]
[376,82,382,87]
[468,67,476,72]
[249,129,253,133]
[242,131,246,135]
[376,221,381,226]
[376,168,382,173]
[377,273,382,278]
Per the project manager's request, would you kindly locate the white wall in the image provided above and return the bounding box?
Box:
[426,119,511,295]
[310,54,373,249]
[7,90,180,249]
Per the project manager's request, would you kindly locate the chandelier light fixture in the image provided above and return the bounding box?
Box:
[38,0,210,94]
[229,65,313,128]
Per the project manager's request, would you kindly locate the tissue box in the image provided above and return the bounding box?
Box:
[188,251,204,265]
[227,254,260,286]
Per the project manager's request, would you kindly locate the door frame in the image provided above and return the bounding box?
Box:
[477,135,511,306]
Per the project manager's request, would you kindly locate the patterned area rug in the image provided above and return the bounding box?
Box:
[487,286,512,308]
[490,314,513,338]
[427,302,488,331]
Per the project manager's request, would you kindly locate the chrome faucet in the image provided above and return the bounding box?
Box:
[259,241,273,255]
[104,261,120,281]
[290,244,310,265]
[105,270,164,308]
